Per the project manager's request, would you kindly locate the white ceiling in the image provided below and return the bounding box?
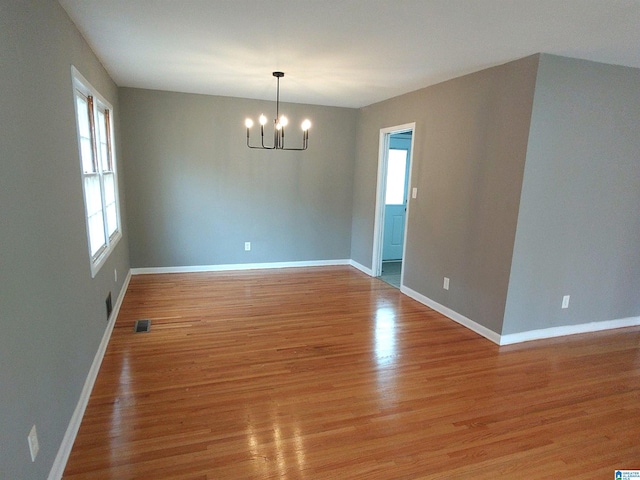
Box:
[58,0,640,108]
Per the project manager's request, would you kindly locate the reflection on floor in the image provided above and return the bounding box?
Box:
[381,260,401,288]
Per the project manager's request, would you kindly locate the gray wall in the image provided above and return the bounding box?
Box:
[0,1,130,478]
[351,56,539,334]
[503,55,640,335]
[120,88,357,268]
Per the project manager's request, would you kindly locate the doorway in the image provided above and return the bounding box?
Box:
[372,123,415,288]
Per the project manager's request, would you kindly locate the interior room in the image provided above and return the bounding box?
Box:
[1,1,639,478]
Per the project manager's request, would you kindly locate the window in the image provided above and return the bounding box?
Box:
[385,149,408,205]
[72,67,121,277]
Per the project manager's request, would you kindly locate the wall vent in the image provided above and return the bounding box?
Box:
[105,292,113,320]
[134,319,151,333]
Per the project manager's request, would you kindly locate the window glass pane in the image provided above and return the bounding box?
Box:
[385,149,408,205]
[103,173,115,205]
[88,211,106,256]
[76,96,95,174]
[96,110,107,171]
[106,204,117,237]
[84,175,103,216]
[97,110,106,139]
[100,143,109,170]
[75,96,90,136]
[104,111,112,171]
[104,172,117,236]
[80,138,94,173]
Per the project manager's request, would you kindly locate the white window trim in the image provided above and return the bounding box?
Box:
[71,66,122,278]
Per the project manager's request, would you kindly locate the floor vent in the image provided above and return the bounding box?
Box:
[133,319,151,333]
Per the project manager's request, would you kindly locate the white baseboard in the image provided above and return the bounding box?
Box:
[499,315,640,345]
[401,285,640,346]
[401,285,502,344]
[48,270,132,480]
[131,259,352,275]
[349,260,374,276]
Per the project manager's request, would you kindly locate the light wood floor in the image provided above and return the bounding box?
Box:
[63,266,640,479]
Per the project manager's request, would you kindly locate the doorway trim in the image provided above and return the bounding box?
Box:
[372,122,416,280]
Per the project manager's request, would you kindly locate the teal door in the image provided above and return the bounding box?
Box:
[382,134,411,261]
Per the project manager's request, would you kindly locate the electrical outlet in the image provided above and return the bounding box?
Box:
[443,277,450,290]
[562,295,570,309]
[244,242,251,251]
[114,268,117,283]
[28,425,39,462]
[412,187,417,199]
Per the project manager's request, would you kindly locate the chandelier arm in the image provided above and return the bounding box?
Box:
[246,125,307,150]
[249,143,276,150]
[280,132,309,150]
[244,71,309,151]
[246,128,275,149]
[246,135,306,150]
[280,146,308,151]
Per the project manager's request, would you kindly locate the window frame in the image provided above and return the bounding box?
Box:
[71,66,122,278]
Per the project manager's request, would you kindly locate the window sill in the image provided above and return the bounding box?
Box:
[90,231,122,278]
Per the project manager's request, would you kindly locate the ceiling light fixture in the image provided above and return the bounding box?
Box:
[245,72,310,151]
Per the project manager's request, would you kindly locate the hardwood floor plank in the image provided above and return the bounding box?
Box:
[63,266,640,479]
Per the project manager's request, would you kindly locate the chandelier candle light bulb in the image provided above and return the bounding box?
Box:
[244,72,310,151]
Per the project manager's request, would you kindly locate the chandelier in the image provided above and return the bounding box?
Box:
[244,72,310,151]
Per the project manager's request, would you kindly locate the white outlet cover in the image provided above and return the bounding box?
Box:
[412,187,417,199]
[28,425,39,462]
[443,277,450,290]
[562,295,570,309]
[244,242,251,251]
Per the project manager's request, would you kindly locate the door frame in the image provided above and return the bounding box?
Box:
[372,122,416,279]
